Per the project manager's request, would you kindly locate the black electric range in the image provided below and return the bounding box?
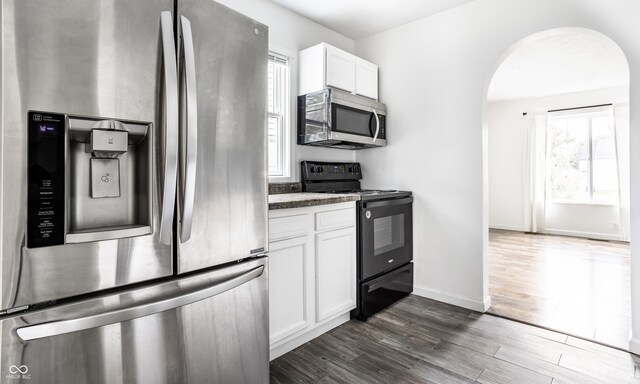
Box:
[301,161,414,320]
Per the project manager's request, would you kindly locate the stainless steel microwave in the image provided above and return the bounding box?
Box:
[297,88,387,149]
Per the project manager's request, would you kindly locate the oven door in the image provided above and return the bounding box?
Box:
[359,196,413,281]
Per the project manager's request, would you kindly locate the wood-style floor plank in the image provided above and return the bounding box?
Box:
[270,295,640,383]
[476,365,552,384]
[488,229,631,350]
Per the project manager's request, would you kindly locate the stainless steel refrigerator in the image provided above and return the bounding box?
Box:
[0,1,269,383]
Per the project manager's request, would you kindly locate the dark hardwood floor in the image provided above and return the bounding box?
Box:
[488,229,631,350]
[270,294,640,383]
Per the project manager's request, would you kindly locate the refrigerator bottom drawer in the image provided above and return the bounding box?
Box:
[353,262,413,321]
[0,258,268,384]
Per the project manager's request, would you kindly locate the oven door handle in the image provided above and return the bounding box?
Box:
[362,196,413,209]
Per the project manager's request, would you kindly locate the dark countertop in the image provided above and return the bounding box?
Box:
[268,192,360,210]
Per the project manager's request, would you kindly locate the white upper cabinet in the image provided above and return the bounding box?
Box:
[355,58,378,100]
[299,43,379,100]
[325,45,356,93]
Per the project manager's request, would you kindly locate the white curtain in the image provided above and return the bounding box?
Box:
[523,113,547,233]
[613,103,630,241]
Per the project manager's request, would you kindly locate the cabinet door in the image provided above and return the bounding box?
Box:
[316,227,356,322]
[269,235,314,344]
[355,58,378,100]
[325,45,355,93]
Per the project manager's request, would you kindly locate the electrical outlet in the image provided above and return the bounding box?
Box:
[613,222,620,231]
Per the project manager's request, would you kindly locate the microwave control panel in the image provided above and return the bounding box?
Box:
[27,111,66,248]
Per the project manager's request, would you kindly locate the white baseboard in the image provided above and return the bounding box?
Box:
[542,228,623,241]
[269,312,351,361]
[413,285,487,312]
[489,224,527,232]
[483,295,492,312]
[489,226,624,241]
[629,337,640,355]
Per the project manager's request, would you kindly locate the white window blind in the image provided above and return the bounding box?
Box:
[267,52,290,178]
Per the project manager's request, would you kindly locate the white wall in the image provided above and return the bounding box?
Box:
[488,86,629,240]
[545,202,622,239]
[353,0,640,352]
[217,0,357,180]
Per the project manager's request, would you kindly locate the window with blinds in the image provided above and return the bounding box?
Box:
[267,52,290,178]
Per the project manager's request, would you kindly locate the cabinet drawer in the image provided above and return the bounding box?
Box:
[269,214,312,241]
[315,208,355,232]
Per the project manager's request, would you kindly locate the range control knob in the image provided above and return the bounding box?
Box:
[309,166,316,173]
[316,166,324,173]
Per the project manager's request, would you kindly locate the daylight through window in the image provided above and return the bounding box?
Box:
[546,106,618,204]
[267,52,290,178]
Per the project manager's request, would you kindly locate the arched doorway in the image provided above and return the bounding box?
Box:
[483,28,631,350]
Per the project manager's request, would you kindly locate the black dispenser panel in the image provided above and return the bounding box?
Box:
[27,111,66,248]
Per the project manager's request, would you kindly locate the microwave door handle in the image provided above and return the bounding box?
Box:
[179,15,198,243]
[372,107,380,143]
[159,11,179,246]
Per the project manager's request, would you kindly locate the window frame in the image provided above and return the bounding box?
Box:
[545,105,618,206]
[267,48,296,182]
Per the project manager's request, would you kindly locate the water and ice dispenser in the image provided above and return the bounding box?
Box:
[27,111,152,248]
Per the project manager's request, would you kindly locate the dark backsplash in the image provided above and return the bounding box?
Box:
[268,182,302,195]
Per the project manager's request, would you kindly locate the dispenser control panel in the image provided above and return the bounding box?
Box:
[27,111,66,248]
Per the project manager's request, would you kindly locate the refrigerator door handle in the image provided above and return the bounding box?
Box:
[179,15,198,243]
[159,11,179,246]
[16,265,265,341]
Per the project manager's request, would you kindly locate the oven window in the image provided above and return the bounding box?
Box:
[373,214,405,255]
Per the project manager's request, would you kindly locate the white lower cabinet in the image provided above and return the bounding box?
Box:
[268,235,313,344]
[268,202,356,360]
[316,227,356,322]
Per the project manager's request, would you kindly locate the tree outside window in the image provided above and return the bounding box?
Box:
[546,107,618,204]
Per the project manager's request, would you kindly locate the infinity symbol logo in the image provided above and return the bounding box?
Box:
[9,365,28,374]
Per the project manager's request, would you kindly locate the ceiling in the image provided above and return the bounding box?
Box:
[268,0,477,39]
[488,32,629,102]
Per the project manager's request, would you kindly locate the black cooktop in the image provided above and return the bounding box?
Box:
[301,161,411,201]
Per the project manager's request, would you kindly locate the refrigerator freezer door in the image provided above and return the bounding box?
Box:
[0,258,268,384]
[176,0,269,273]
[0,1,175,309]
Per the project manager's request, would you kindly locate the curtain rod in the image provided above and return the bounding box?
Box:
[548,103,612,113]
[523,103,613,116]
